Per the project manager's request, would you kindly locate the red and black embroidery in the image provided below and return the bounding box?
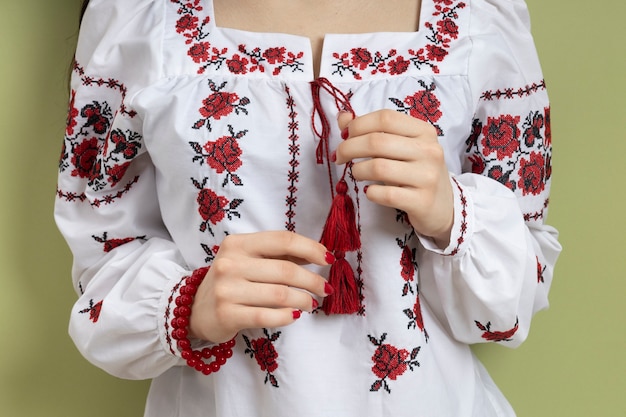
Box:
[331,0,466,79]
[466,104,553,219]
[243,329,281,388]
[56,176,140,207]
[390,80,444,135]
[284,86,300,232]
[193,80,250,131]
[191,177,242,235]
[164,278,185,355]
[190,125,248,187]
[474,318,519,342]
[201,244,221,264]
[536,256,546,283]
[369,333,421,394]
[480,79,547,101]
[79,299,103,323]
[447,178,468,256]
[347,170,366,316]
[59,62,142,204]
[92,232,146,253]
[171,0,305,75]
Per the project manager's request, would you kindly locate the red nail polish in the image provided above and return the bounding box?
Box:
[324,282,335,295]
[341,127,349,140]
[312,298,319,310]
[330,150,337,163]
[325,251,336,264]
[293,310,302,320]
[363,185,369,193]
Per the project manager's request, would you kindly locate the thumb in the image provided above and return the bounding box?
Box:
[336,110,355,133]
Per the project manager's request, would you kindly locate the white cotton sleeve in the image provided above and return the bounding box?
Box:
[55,0,192,379]
[417,0,561,347]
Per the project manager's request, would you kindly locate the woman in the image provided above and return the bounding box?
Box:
[56,0,561,415]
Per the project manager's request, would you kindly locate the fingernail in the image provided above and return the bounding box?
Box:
[324,282,335,295]
[363,185,369,193]
[325,251,336,264]
[330,150,337,163]
[293,310,302,320]
[341,127,349,140]
[312,298,319,310]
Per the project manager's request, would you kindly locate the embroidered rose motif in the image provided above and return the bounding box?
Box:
[390,81,443,135]
[400,246,415,283]
[437,18,459,39]
[262,47,286,64]
[475,318,519,342]
[191,178,242,235]
[481,115,521,160]
[425,44,448,62]
[188,42,211,63]
[176,14,199,33]
[518,151,546,196]
[350,48,373,70]
[388,56,410,75]
[194,81,250,131]
[71,137,101,180]
[369,333,420,393]
[110,129,141,159]
[197,188,228,225]
[243,329,281,388]
[79,299,103,323]
[191,125,248,187]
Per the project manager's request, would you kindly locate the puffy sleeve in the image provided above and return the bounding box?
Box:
[56,0,192,378]
[417,0,562,347]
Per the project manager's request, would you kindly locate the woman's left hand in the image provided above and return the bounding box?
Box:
[336,109,454,248]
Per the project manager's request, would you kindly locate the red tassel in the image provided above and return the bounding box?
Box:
[319,179,361,252]
[322,251,360,315]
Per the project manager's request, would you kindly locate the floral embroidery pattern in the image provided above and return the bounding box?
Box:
[193,80,250,131]
[243,329,281,388]
[466,107,552,200]
[92,232,146,253]
[190,125,248,187]
[171,0,305,75]
[390,80,444,135]
[59,62,142,206]
[475,318,519,342]
[191,177,242,235]
[79,299,103,323]
[331,0,466,79]
[284,86,300,232]
[369,333,420,393]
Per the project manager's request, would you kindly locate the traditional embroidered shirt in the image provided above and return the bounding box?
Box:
[56,0,561,415]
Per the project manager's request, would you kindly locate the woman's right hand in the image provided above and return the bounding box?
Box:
[189,231,334,343]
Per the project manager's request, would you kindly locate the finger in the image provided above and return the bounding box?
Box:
[337,110,355,133]
[350,158,418,187]
[218,257,330,298]
[362,184,422,214]
[220,231,332,266]
[336,132,419,165]
[235,282,318,312]
[341,109,434,139]
[230,305,305,331]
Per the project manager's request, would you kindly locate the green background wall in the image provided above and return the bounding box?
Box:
[1,0,623,415]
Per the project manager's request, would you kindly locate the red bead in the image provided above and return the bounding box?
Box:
[201,366,213,375]
[223,349,233,359]
[202,348,213,358]
[177,306,191,317]
[209,362,221,373]
[186,358,197,368]
[225,339,236,348]
[216,356,227,365]
[177,339,191,350]
[176,317,189,328]
[181,350,193,360]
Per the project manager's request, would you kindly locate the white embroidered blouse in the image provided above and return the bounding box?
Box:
[56,0,561,415]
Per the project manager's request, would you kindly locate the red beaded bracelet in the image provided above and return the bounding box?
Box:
[170,267,236,375]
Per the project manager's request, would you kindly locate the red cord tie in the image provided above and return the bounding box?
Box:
[310,78,361,315]
[171,267,236,375]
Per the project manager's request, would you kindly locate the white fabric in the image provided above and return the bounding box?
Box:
[56,0,561,415]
